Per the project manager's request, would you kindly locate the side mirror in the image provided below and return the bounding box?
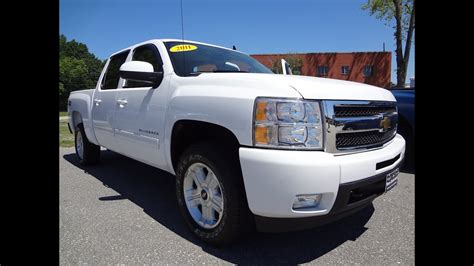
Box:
[119,61,163,88]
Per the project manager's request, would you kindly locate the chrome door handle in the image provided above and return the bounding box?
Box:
[116,99,128,104]
[116,99,128,107]
[94,99,102,106]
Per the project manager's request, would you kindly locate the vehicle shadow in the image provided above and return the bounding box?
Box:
[63,150,375,264]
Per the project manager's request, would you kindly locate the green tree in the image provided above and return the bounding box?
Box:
[271,55,304,75]
[59,82,65,97]
[362,0,415,87]
[59,34,105,110]
[59,57,90,108]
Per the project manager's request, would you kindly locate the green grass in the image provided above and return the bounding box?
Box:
[60,111,68,117]
[60,121,74,147]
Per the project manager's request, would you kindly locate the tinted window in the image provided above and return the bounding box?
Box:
[125,45,163,88]
[363,65,373,77]
[102,51,129,90]
[341,66,349,75]
[318,66,328,76]
[164,41,273,76]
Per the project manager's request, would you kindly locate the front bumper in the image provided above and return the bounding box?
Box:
[239,134,405,219]
[253,160,402,232]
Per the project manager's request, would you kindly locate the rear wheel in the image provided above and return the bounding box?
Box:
[175,142,249,245]
[75,124,100,165]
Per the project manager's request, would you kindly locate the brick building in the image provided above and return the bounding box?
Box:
[251,52,391,88]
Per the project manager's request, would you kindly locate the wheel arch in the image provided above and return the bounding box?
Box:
[169,119,241,173]
[72,111,83,131]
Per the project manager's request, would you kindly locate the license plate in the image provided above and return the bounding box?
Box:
[385,167,399,192]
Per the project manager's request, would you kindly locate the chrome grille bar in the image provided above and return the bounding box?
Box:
[323,100,398,154]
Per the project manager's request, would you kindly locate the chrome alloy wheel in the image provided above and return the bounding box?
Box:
[76,130,84,160]
[183,163,224,229]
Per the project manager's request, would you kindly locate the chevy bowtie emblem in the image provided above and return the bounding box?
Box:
[379,116,391,131]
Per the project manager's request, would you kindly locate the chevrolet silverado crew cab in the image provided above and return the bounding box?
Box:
[67,39,405,245]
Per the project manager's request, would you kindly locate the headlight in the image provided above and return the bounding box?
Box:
[253,97,324,149]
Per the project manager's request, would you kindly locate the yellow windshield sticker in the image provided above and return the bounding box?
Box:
[169,44,198,52]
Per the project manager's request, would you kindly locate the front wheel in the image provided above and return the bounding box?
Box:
[175,142,250,245]
[75,124,100,165]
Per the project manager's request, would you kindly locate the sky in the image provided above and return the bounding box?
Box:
[60,0,414,84]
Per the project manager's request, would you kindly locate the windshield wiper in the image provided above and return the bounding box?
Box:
[187,70,249,76]
[212,70,249,73]
[188,71,207,76]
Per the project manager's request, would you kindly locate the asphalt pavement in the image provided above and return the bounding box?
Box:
[60,147,414,265]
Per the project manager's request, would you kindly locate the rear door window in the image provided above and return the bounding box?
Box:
[101,51,129,90]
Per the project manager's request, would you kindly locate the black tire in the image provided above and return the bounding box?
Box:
[175,141,250,245]
[74,124,100,165]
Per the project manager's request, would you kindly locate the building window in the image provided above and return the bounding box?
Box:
[318,66,328,76]
[363,65,373,77]
[341,66,349,75]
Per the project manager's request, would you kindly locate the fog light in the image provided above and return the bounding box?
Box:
[292,194,322,210]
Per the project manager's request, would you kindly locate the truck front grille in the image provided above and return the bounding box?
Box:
[323,101,398,153]
[334,106,396,118]
[336,128,397,149]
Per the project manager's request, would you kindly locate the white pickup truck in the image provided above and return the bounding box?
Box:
[68,39,405,245]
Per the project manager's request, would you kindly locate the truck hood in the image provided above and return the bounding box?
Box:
[183,73,395,102]
[268,74,395,102]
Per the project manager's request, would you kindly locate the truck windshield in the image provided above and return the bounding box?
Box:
[164,41,273,76]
